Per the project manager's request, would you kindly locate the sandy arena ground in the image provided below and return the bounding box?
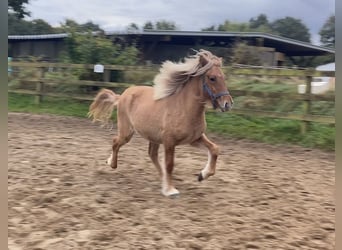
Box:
[8,112,335,249]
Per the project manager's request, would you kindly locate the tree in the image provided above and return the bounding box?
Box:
[249,14,269,29]
[51,19,140,65]
[57,19,104,33]
[8,13,56,35]
[8,13,31,34]
[59,30,140,83]
[81,21,103,33]
[141,20,178,30]
[8,0,30,18]
[143,21,154,30]
[270,17,311,42]
[249,14,272,33]
[61,30,139,65]
[155,20,178,30]
[230,41,262,66]
[127,23,140,32]
[30,19,56,34]
[217,20,250,32]
[202,15,272,33]
[319,15,335,48]
[201,25,216,31]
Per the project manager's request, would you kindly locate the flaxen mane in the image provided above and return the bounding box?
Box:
[153,49,222,100]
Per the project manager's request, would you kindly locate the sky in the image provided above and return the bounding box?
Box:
[25,0,335,45]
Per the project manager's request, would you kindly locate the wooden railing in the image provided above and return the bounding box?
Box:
[8,62,335,133]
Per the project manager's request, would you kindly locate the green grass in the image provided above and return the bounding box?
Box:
[9,93,335,151]
[9,93,90,118]
[229,76,300,93]
[206,112,335,151]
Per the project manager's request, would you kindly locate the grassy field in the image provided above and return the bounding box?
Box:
[9,93,335,151]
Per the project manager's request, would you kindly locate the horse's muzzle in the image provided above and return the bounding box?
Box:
[219,102,231,112]
[218,96,233,112]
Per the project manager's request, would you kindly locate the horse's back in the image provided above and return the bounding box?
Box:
[122,85,154,98]
[119,85,156,111]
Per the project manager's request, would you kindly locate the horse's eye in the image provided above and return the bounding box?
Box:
[209,76,216,82]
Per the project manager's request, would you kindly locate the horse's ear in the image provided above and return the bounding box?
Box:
[199,54,209,66]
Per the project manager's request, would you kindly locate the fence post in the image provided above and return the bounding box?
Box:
[35,67,45,104]
[103,68,110,82]
[301,70,313,134]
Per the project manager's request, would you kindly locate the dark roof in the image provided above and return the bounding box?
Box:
[109,30,335,56]
[8,30,335,56]
[8,33,69,40]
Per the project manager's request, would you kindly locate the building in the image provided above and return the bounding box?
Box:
[297,62,335,94]
[8,33,68,61]
[8,30,335,66]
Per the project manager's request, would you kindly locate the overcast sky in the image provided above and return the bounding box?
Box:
[25,0,334,45]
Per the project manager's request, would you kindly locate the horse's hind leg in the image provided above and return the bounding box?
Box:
[109,132,134,168]
[191,133,220,181]
[107,131,133,169]
[107,117,134,169]
[148,142,162,176]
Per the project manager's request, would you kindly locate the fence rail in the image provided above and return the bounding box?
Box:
[8,62,335,133]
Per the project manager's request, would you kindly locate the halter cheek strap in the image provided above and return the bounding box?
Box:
[202,81,230,109]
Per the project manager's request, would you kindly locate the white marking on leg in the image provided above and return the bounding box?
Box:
[161,162,169,194]
[106,153,113,166]
[160,162,179,196]
[201,150,212,180]
[165,187,180,197]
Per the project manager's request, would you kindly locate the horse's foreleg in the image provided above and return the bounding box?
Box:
[191,134,220,182]
[148,142,162,176]
[161,144,179,197]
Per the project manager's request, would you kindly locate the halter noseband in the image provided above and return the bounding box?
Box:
[202,78,231,109]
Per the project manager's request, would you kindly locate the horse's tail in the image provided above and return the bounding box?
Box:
[88,88,120,125]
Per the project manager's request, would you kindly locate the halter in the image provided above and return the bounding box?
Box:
[202,77,231,109]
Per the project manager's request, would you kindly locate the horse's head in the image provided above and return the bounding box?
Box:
[199,52,234,112]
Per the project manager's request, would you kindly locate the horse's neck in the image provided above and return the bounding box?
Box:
[175,77,206,115]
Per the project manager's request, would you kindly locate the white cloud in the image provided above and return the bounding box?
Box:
[26,0,335,39]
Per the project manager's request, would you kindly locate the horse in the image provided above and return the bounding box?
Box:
[88,49,233,197]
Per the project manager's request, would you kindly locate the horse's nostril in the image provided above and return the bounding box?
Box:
[224,102,229,108]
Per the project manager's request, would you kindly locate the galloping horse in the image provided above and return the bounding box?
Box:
[88,49,233,197]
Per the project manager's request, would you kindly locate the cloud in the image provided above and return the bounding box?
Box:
[26,0,334,40]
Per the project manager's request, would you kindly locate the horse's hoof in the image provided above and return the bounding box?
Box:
[162,188,180,197]
[198,172,204,182]
[106,153,113,166]
[107,161,117,169]
[169,193,180,199]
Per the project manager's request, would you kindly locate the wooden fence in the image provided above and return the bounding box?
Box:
[8,62,335,134]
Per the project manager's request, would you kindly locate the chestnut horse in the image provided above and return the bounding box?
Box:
[88,49,233,197]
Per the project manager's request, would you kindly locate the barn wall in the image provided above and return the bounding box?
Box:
[9,40,65,61]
